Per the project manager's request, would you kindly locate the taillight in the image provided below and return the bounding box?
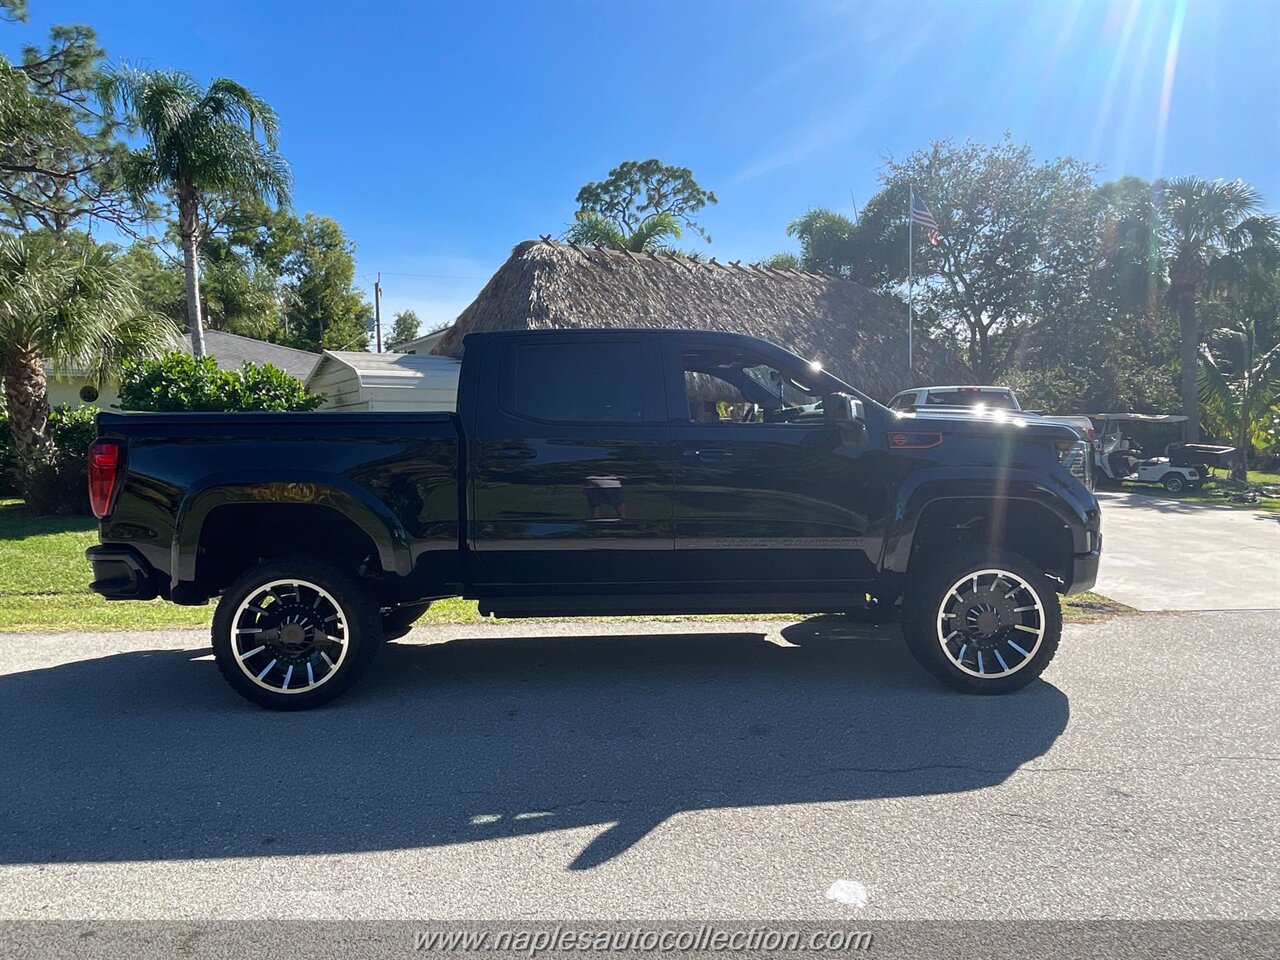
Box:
[88,439,124,519]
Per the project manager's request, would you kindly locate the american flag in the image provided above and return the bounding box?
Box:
[911,194,940,246]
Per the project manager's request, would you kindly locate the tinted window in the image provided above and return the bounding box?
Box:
[504,341,648,423]
[680,347,824,425]
[924,389,1018,410]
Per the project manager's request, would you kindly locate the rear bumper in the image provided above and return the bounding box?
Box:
[86,545,159,601]
[1065,544,1101,596]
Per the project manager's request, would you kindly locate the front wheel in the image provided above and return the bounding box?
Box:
[902,550,1061,694]
[212,557,381,710]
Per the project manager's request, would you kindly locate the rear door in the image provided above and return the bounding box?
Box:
[467,333,673,590]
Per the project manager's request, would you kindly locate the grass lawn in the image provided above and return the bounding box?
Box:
[0,497,1133,633]
[1150,469,1280,512]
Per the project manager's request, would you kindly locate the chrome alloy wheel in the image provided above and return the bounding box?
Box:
[935,568,1046,679]
[231,579,349,694]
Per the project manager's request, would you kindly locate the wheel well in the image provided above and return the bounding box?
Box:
[195,503,383,599]
[907,499,1073,587]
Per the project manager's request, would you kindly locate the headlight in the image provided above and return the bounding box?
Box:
[1056,439,1090,483]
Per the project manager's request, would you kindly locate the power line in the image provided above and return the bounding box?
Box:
[363,271,488,281]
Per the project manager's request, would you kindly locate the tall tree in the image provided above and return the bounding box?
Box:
[280,214,371,352]
[784,139,1099,380]
[1012,177,1178,414]
[0,16,139,236]
[100,67,291,357]
[1159,177,1279,439]
[786,209,858,275]
[1199,320,1280,479]
[386,309,420,349]
[0,232,177,492]
[571,159,716,247]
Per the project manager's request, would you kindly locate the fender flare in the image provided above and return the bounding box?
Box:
[880,468,1089,576]
[171,471,414,587]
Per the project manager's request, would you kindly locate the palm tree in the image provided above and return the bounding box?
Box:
[0,233,178,489]
[565,210,682,253]
[1160,177,1278,439]
[1199,319,1280,480]
[100,67,291,356]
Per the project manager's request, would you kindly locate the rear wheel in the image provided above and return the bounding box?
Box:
[1162,473,1186,493]
[903,550,1061,694]
[212,557,380,710]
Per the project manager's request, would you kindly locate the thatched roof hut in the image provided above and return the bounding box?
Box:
[433,239,970,400]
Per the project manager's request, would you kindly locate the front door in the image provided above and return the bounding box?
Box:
[664,335,880,591]
[468,333,673,591]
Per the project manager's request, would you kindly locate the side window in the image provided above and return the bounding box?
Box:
[679,346,824,425]
[503,341,649,423]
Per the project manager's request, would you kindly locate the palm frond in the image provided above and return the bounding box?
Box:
[564,210,626,249]
[626,212,682,252]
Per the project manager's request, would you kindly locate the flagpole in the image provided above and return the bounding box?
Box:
[907,186,914,383]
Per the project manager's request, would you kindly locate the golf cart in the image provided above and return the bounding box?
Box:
[1092,414,1236,493]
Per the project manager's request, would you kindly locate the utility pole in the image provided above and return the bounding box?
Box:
[374,272,382,353]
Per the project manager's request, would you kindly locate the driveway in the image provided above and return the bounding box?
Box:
[1093,490,1280,611]
[0,611,1276,936]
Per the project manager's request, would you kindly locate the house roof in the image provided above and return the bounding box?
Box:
[432,239,971,400]
[183,330,323,383]
[391,327,452,355]
[46,329,323,385]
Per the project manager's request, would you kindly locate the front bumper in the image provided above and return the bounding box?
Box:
[86,545,159,601]
[1065,544,1101,595]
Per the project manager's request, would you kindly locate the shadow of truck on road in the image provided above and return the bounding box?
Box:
[0,619,1069,870]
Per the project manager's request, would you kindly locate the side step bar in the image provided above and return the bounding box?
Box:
[477,593,866,619]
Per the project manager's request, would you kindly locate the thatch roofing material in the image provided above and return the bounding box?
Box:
[433,240,970,400]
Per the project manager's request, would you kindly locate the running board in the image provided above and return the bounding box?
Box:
[477,593,864,619]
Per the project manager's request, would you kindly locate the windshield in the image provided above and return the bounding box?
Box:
[924,390,1018,410]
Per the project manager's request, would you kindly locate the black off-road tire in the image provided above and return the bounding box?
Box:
[212,557,381,710]
[382,601,432,641]
[902,549,1061,695]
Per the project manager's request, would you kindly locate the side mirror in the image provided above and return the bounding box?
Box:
[825,392,863,424]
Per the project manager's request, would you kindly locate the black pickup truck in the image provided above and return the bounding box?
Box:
[87,329,1100,709]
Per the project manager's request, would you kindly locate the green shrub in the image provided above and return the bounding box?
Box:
[21,450,89,516]
[49,403,98,458]
[8,404,101,515]
[118,353,324,412]
[229,361,326,411]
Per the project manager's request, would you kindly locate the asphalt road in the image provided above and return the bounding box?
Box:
[1093,490,1280,611]
[1,611,1276,927]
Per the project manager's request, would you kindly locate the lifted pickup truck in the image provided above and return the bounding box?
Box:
[87,329,1100,709]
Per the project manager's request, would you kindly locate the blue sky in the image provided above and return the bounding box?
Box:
[8,0,1279,334]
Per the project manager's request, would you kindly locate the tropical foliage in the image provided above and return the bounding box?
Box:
[767,140,1280,447]
[1200,320,1280,478]
[569,159,716,252]
[99,67,292,357]
[117,353,324,413]
[0,232,177,497]
[1159,177,1278,438]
